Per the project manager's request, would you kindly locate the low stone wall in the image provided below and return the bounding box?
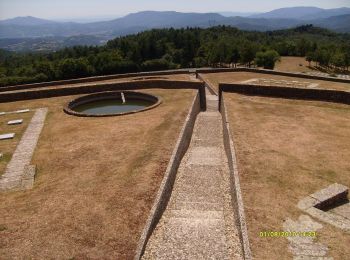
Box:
[134,92,201,260]
[1,69,190,92]
[219,83,350,106]
[4,67,349,93]
[0,80,207,111]
[220,93,252,260]
[197,67,350,84]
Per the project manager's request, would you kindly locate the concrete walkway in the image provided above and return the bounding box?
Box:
[142,91,243,259]
[0,108,47,191]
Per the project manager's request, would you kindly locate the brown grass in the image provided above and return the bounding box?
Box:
[275,56,314,73]
[225,93,350,259]
[202,72,350,92]
[0,88,195,259]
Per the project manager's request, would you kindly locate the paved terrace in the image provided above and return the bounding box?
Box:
[142,90,243,259]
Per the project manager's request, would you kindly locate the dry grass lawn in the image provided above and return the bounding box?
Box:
[225,93,350,259]
[274,56,314,73]
[202,72,350,92]
[0,88,195,259]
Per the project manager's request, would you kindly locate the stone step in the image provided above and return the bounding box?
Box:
[168,209,224,219]
[175,165,223,186]
[207,100,218,112]
[206,95,219,101]
[142,92,242,259]
[168,201,223,211]
[199,111,220,117]
[186,146,222,166]
[143,211,230,260]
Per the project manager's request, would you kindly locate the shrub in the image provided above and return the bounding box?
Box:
[255,50,281,70]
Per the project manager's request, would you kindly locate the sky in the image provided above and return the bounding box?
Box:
[0,0,349,21]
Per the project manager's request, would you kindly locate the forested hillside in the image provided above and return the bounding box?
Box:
[1,25,349,86]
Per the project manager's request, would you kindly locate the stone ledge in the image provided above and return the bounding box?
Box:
[0,133,15,140]
[134,92,201,260]
[311,183,348,210]
[297,183,350,233]
[220,92,252,260]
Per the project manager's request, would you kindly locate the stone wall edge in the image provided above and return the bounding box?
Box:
[134,91,201,260]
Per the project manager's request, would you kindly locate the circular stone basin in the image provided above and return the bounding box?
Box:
[64,91,161,117]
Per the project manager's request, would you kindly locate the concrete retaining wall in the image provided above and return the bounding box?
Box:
[220,93,252,260]
[3,67,349,93]
[197,67,350,84]
[0,80,206,111]
[1,69,190,92]
[134,92,201,260]
[219,83,350,106]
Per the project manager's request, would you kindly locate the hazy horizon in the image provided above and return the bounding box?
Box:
[0,0,349,21]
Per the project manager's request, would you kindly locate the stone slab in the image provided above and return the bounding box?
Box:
[283,215,332,259]
[294,256,333,260]
[169,201,223,211]
[187,147,221,166]
[308,83,319,89]
[310,183,348,208]
[330,202,350,220]
[7,119,23,125]
[206,95,219,101]
[297,196,319,211]
[14,109,30,114]
[0,133,15,140]
[306,207,350,231]
[289,242,328,257]
[144,212,230,260]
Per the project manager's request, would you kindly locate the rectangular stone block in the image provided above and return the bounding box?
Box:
[330,203,350,220]
[311,183,348,209]
[15,109,30,114]
[297,196,319,211]
[7,119,23,125]
[0,133,15,140]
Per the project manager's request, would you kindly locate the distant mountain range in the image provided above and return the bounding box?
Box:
[250,6,350,20]
[0,6,349,51]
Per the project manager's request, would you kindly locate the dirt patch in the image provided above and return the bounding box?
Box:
[275,56,314,73]
[202,72,350,92]
[225,93,350,259]
[0,88,195,259]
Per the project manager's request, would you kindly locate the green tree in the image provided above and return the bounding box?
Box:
[239,43,256,67]
[57,58,93,79]
[330,52,345,70]
[229,46,240,68]
[255,50,281,70]
[305,52,314,67]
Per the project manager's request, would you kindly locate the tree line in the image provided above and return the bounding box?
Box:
[0,25,349,86]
